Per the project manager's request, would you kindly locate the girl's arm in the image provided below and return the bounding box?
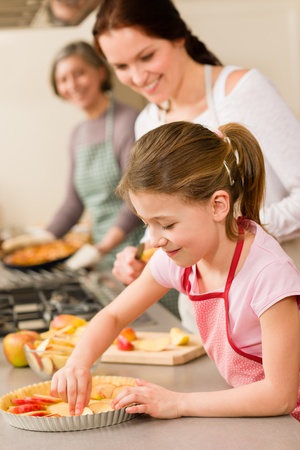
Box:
[50,264,169,415]
[113,297,300,418]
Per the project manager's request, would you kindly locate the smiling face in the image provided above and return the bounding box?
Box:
[54,54,106,113]
[98,26,186,104]
[129,191,223,267]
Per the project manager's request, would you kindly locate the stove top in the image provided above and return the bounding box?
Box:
[0,281,103,337]
[0,263,156,337]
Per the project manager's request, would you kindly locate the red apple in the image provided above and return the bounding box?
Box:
[50,314,86,330]
[3,330,40,368]
[116,334,134,351]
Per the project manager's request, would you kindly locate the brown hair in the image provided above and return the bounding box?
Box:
[117,121,266,240]
[50,40,112,96]
[92,0,221,66]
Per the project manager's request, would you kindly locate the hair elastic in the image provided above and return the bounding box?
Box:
[223,160,235,186]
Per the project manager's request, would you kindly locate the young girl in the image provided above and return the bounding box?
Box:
[51,121,300,420]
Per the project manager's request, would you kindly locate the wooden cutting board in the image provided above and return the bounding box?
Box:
[100,331,206,366]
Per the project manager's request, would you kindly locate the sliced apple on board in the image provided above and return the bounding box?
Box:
[116,334,134,351]
[134,336,170,352]
[169,327,189,346]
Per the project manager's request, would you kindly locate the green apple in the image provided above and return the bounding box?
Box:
[3,330,40,368]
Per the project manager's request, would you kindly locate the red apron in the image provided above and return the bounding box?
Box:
[183,231,300,421]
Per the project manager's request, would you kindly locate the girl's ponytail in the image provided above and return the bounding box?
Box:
[219,123,266,227]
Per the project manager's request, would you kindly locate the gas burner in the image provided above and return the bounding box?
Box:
[0,265,156,338]
[38,283,102,320]
[0,280,103,337]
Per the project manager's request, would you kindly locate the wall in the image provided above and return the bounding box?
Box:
[0,13,145,231]
[0,0,299,230]
[174,0,300,116]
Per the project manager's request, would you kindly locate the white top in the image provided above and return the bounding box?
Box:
[149,221,300,357]
[135,66,300,243]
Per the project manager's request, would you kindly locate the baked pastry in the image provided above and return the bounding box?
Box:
[3,240,79,267]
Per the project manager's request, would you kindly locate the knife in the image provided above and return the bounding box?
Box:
[135,243,145,260]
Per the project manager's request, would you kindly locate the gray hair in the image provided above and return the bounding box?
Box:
[50,40,112,96]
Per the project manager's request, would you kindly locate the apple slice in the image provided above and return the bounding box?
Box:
[169,327,189,346]
[97,398,114,404]
[41,356,54,375]
[45,343,73,354]
[140,247,157,262]
[73,325,87,336]
[134,337,170,352]
[11,396,52,406]
[88,402,114,413]
[119,327,137,342]
[35,338,51,352]
[116,334,134,351]
[33,394,62,404]
[90,383,115,400]
[39,325,74,340]
[24,345,43,372]
[7,403,47,414]
[111,385,135,399]
[48,337,75,348]
[51,354,69,370]
[47,402,93,416]
[20,410,52,417]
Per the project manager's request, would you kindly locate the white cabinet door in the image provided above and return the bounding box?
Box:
[174,0,300,118]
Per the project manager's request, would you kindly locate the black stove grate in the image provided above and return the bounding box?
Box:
[0,281,103,337]
[0,264,156,337]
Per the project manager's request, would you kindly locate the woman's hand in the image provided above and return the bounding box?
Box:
[113,246,146,285]
[111,378,184,419]
[50,364,92,416]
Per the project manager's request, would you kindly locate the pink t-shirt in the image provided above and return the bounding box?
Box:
[149,222,300,357]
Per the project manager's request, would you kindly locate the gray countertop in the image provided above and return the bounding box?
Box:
[1,304,300,449]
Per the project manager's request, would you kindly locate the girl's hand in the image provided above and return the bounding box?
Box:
[113,246,146,285]
[111,378,183,419]
[50,365,92,416]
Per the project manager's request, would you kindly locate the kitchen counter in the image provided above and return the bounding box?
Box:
[1,306,300,449]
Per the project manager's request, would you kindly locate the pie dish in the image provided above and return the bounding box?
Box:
[0,376,138,432]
